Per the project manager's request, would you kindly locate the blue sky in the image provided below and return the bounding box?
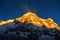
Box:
[0,0,60,25]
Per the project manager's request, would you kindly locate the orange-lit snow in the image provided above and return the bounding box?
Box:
[0,12,60,30]
[0,19,14,25]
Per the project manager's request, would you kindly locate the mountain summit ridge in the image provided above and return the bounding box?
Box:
[16,12,60,30]
[0,12,60,30]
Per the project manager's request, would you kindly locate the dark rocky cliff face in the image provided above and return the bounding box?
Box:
[0,22,59,40]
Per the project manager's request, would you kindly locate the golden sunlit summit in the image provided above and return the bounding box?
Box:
[0,12,60,30]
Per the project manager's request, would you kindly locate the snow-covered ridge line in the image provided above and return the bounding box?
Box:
[0,12,60,30]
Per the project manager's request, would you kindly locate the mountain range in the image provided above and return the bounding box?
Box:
[0,12,60,40]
